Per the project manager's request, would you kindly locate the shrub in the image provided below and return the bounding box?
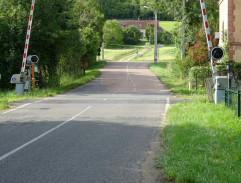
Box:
[103,20,123,48]
[123,26,141,45]
[188,66,212,86]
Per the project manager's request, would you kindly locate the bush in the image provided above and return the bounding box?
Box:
[123,26,141,45]
[104,20,123,48]
[188,66,212,86]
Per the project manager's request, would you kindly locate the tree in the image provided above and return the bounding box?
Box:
[96,0,173,20]
[0,0,105,89]
[123,26,141,45]
[145,23,154,43]
[0,0,30,89]
[103,20,123,48]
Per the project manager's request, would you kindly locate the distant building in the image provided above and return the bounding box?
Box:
[219,0,241,61]
[117,20,170,39]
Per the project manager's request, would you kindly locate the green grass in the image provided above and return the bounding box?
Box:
[159,21,181,32]
[159,101,241,183]
[132,45,178,62]
[149,62,205,98]
[0,61,106,111]
[104,48,137,61]
[150,59,241,182]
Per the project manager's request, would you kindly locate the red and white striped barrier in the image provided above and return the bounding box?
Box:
[21,0,35,74]
[200,0,217,77]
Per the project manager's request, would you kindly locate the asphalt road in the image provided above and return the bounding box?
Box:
[0,62,172,183]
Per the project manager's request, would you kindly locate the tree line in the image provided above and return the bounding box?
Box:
[0,0,104,89]
[96,0,173,21]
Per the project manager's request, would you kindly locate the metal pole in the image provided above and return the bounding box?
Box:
[154,11,158,64]
[181,0,185,59]
[32,63,35,89]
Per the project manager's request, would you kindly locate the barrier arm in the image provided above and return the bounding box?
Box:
[20,0,36,80]
[200,0,218,78]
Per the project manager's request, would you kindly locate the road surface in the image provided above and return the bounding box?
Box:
[0,62,172,183]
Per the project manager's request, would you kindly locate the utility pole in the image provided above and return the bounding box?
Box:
[181,0,185,59]
[154,10,158,64]
[144,6,158,64]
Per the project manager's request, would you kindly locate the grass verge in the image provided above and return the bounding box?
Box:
[149,62,206,98]
[150,61,241,183]
[0,61,106,111]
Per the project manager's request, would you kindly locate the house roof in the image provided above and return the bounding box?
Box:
[118,20,168,33]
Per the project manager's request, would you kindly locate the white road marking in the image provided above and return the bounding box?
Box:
[33,100,44,104]
[0,105,92,161]
[1,98,49,115]
[165,98,170,113]
[1,103,31,115]
[127,63,136,92]
[127,64,130,79]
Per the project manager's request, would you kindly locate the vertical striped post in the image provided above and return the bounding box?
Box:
[21,0,35,74]
[200,0,217,77]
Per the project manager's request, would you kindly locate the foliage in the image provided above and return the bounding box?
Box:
[145,23,169,44]
[122,26,141,45]
[220,31,230,64]
[145,23,154,42]
[188,42,209,66]
[103,20,123,48]
[188,66,211,86]
[233,62,241,80]
[96,0,174,20]
[0,0,105,89]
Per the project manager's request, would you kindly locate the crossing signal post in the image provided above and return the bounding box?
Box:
[10,0,38,95]
[27,55,39,90]
[200,0,232,104]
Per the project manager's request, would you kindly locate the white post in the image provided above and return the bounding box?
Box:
[154,11,158,64]
[181,0,185,59]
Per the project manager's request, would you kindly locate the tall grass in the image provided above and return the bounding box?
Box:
[132,45,177,62]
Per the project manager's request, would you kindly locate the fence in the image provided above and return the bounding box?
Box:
[187,67,212,90]
[225,88,241,117]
